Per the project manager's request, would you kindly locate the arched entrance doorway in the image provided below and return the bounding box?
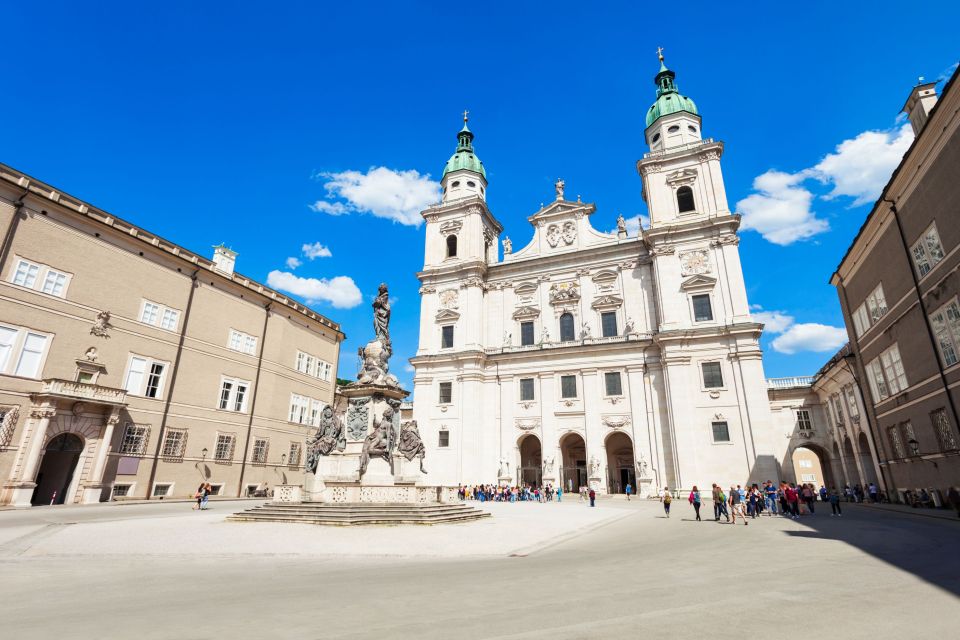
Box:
[856,432,877,486]
[32,433,83,506]
[791,445,833,489]
[560,432,587,492]
[517,434,542,487]
[605,432,636,494]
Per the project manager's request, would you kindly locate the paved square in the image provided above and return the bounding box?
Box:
[1,499,957,639]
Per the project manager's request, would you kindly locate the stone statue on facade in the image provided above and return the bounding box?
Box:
[359,406,397,477]
[503,236,512,254]
[373,283,391,344]
[90,310,112,338]
[543,455,555,474]
[623,317,636,336]
[498,457,510,477]
[397,420,427,473]
[305,406,346,474]
[502,331,511,347]
[540,327,550,344]
[616,214,627,235]
[589,455,601,477]
[555,178,565,201]
[636,456,649,478]
[580,321,592,339]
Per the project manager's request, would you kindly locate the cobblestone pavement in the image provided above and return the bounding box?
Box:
[1,499,957,639]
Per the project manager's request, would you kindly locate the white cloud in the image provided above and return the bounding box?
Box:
[302,242,332,259]
[310,167,440,226]
[737,171,829,245]
[285,256,302,269]
[809,124,913,206]
[608,214,649,236]
[309,200,350,215]
[266,270,363,309]
[404,363,415,373]
[737,122,913,245]
[770,323,848,355]
[750,309,795,334]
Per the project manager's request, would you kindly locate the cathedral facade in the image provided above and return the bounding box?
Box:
[410,57,779,495]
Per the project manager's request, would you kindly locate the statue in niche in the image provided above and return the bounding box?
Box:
[305,406,346,474]
[503,237,512,254]
[397,420,427,473]
[623,317,636,335]
[359,406,397,478]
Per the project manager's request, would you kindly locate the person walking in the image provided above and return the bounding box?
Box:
[764,481,778,516]
[712,484,729,522]
[661,486,672,518]
[829,488,843,516]
[729,486,748,526]
[200,483,212,510]
[784,483,800,519]
[556,486,563,503]
[868,482,879,503]
[588,487,596,507]
[625,483,633,501]
[689,486,702,521]
[802,484,816,515]
[193,483,205,510]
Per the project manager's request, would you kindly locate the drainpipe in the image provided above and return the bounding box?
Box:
[0,188,30,273]
[236,302,272,497]
[883,198,960,440]
[145,270,200,499]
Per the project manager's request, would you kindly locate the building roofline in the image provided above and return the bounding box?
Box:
[831,66,959,281]
[0,161,345,339]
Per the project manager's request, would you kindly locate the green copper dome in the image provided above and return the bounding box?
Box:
[645,58,699,128]
[442,120,486,179]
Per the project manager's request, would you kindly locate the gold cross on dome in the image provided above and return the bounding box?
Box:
[462,109,469,123]
[657,46,664,61]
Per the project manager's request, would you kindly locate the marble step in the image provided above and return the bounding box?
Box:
[227,502,491,525]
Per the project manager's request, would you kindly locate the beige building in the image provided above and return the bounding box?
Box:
[0,162,344,507]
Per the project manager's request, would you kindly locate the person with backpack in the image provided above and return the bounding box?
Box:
[712,484,729,522]
[689,485,702,521]
[660,486,672,517]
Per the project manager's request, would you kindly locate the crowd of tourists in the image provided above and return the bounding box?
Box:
[663,481,878,524]
[459,484,566,503]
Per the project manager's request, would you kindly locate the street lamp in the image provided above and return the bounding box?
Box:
[908,439,920,456]
[201,447,209,461]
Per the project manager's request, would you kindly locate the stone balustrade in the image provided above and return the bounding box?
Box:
[39,378,127,405]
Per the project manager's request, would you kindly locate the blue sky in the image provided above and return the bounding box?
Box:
[3,2,958,390]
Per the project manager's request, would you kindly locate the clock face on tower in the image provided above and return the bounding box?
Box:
[679,249,711,276]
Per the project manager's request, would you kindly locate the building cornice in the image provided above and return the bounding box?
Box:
[0,162,344,338]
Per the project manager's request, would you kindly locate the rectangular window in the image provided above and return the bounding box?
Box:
[140,302,160,326]
[15,332,48,378]
[219,378,250,412]
[832,395,845,426]
[692,294,713,322]
[161,428,187,459]
[438,430,450,447]
[438,381,452,404]
[604,371,623,396]
[112,484,132,498]
[119,423,150,455]
[0,326,17,371]
[712,421,730,442]
[560,374,577,399]
[251,438,269,464]
[796,409,812,430]
[911,223,945,277]
[12,259,40,288]
[152,483,172,497]
[228,329,257,355]
[41,270,68,296]
[701,362,723,388]
[930,298,960,367]
[852,304,869,338]
[125,357,147,394]
[799,459,813,468]
[845,386,860,420]
[441,325,454,349]
[931,408,958,451]
[288,442,303,467]
[214,433,236,462]
[866,345,907,402]
[144,362,165,398]
[601,312,618,337]
[865,284,888,323]
[519,378,535,401]
[160,308,179,331]
[801,473,816,482]
[520,321,535,346]
[289,394,308,424]
[901,421,917,455]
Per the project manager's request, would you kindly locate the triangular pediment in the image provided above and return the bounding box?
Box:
[435,308,461,322]
[512,305,541,320]
[591,294,624,309]
[528,199,596,224]
[679,274,717,291]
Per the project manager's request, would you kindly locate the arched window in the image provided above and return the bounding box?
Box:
[446,235,458,258]
[677,186,695,213]
[559,313,575,342]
